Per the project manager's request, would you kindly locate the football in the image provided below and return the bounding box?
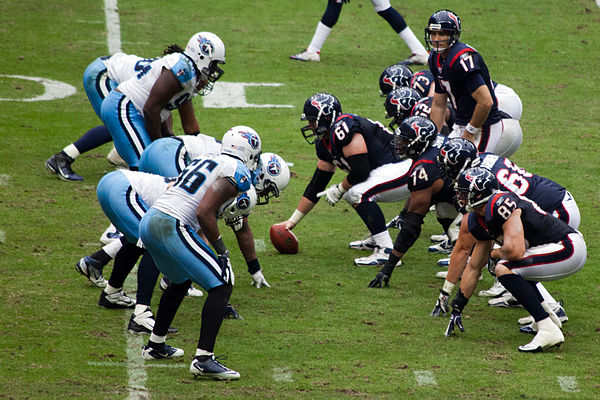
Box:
[269,224,298,254]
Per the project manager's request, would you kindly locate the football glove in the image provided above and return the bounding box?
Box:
[487,257,498,277]
[251,270,271,288]
[217,251,235,285]
[444,310,464,337]
[317,183,346,206]
[430,289,450,317]
[368,264,395,288]
[224,303,244,320]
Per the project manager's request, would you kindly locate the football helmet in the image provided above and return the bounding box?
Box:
[221,126,262,171]
[218,187,257,230]
[425,9,461,53]
[384,87,422,131]
[253,152,290,205]
[437,138,479,182]
[379,64,414,96]
[410,70,435,98]
[393,116,437,159]
[300,93,342,144]
[454,167,498,213]
[184,32,226,95]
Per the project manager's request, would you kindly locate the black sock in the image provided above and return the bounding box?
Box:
[90,249,112,267]
[197,284,233,353]
[355,202,387,236]
[153,280,191,336]
[498,274,549,322]
[136,252,160,307]
[107,242,144,289]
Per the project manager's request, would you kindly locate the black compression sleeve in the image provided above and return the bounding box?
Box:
[393,211,425,254]
[346,153,371,185]
[303,168,334,203]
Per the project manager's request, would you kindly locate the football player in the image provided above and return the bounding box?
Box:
[290,0,428,65]
[101,32,225,170]
[368,116,460,288]
[277,92,412,266]
[425,9,522,158]
[138,127,261,380]
[444,167,586,352]
[431,138,579,326]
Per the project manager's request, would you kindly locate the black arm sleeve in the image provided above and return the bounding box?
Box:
[393,211,425,254]
[303,168,334,203]
[346,153,371,185]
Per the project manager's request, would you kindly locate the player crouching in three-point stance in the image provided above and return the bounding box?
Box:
[444,167,586,352]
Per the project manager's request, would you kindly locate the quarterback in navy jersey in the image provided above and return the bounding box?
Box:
[278,93,412,267]
[444,167,586,352]
[369,116,460,288]
[424,9,522,157]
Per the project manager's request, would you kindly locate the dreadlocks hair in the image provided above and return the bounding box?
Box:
[163,44,184,55]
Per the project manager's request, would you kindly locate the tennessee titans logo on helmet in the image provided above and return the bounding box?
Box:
[236,193,251,210]
[197,36,215,56]
[266,155,281,176]
[239,131,260,149]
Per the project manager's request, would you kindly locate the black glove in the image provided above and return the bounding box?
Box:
[224,303,244,320]
[430,289,450,317]
[217,251,233,284]
[342,0,350,3]
[444,310,465,337]
[368,264,395,288]
[487,257,498,277]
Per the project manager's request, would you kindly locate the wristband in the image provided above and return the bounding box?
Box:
[211,236,228,256]
[246,258,260,275]
[186,131,200,136]
[337,183,348,193]
[289,209,305,225]
[465,123,482,136]
[443,280,456,294]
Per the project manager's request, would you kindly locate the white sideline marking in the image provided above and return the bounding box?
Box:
[0,75,76,102]
[254,239,266,252]
[0,231,5,244]
[0,174,9,185]
[77,19,104,24]
[202,82,294,108]
[414,370,437,386]
[104,0,122,54]
[557,376,580,393]
[88,361,186,369]
[272,367,293,382]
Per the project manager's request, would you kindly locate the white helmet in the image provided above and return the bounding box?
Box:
[218,187,257,231]
[253,152,290,204]
[184,32,226,95]
[220,126,262,171]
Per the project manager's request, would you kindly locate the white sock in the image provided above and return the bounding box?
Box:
[372,231,393,249]
[308,22,331,53]
[62,144,80,159]
[103,239,123,259]
[195,348,213,357]
[104,284,120,295]
[398,26,427,55]
[536,283,558,307]
[149,333,166,344]
[134,304,149,315]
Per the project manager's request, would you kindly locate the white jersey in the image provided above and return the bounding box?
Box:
[120,170,173,206]
[181,134,222,159]
[152,154,252,231]
[103,53,149,84]
[117,53,199,122]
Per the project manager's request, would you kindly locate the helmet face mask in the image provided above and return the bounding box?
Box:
[221,126,262,171]
[379,64,414,96]
[454,167,498,213]
[393,116,438,159]
[425,9,461,53]
[300,93,342,144]
[253,153,290,205]
[384,87,422,131]
[437,138,478,182]
[185,32,226,95]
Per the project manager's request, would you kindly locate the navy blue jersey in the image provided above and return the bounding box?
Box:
[411,97,456,131]
[315,113,396,172]
[410,70,434,97]
[477,153,566,212]
[428,42,501,126]
[468,192,575,247]
[408,134,455,204]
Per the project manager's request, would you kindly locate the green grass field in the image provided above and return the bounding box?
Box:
[1,0,599,398]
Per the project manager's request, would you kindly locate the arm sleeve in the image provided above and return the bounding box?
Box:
[346,153,371,185]
[303,168,334,203]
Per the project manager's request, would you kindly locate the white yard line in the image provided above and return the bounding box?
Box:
[272,367,293,382]
[104,0,121,54]
[557,376,580,393]
[413,370,437,386]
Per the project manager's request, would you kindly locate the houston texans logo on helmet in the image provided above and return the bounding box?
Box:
[267,155,281,176]
[411,121,423,136]
[310,95,335,116]
[448,12,460,29]
[239,131,260,149]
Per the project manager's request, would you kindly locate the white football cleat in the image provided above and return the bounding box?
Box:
[430,233,448,243]
[349,235,378,251]
[518,317,564,352]
[435,270,448,279]
[478,279,507,297]
[518,303,568,325]
[290,48,320,62]
[354,247,401,267]
[186,285,204,297]
[488,292,522,308]
[107,146,128,168]
[100,223,123,245]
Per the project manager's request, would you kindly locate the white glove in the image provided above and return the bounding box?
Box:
[317,183,347,206]
[251,270,271,288]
